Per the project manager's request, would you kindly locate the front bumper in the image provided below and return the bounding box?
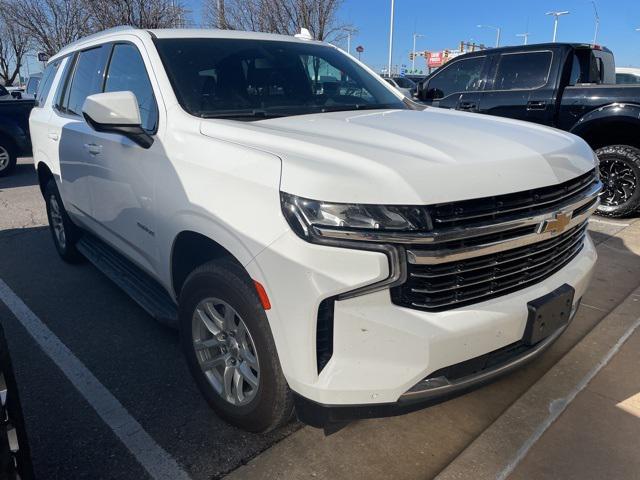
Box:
[249,229,597,409]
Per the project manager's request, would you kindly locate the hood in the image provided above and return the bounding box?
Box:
[200,108,597,205]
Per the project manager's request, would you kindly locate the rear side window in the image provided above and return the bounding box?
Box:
[104,43,158,132]
[64,46,110,115]
[426,57,486,99]
[34,62,59,106]
[493,52,552,90]
[617,73,640,85]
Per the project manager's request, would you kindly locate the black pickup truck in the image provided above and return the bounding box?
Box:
[0,86,35,177]
[417,43,640,217]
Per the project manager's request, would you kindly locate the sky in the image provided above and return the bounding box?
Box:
[22,0,640,76]
[335,0,640,71]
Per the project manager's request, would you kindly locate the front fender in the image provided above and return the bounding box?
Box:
[570,103,640,137]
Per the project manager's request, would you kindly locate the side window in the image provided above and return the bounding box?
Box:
[65,45,110,115]
[104,43,159,132]
[493,52,552,90]
[426,57,485,99]
[617,73,640,85]
[34,61,60,106]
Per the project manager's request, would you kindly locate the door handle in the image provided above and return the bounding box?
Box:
[458,102,477,111]
[83,143,103,156]
[527,101,547,110]
[47,132,59,141]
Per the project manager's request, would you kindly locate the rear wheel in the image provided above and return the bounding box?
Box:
[44,180,84,263]
[0,140,16,177]
[595,145,640,218]
[179,260,293,432]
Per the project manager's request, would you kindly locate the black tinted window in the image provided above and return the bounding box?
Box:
[617,73,640,84]
[426,57,485,99]
[155,38,404,119]
[35,62,59,106]
[394,77,415,88]
[493,52,552,90]
[104,44,158,132]
[65,46,109,115]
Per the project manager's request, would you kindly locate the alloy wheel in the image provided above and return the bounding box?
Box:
[192,298,260,406]
[599,158,638,207]
[49,194,67,250]
[0,146,9,171]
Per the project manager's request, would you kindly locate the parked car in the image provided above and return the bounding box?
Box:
[417,43,640,217]
[0,93,35,176]
[24,73,42,100]
[31,27,600,433]
[616,67,640,84]
[4,86,24,99]
[382,74,417,97]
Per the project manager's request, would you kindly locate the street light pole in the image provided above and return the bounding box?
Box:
[387,0,395,76]
[546,11,570,42]
[477,25,501,48]
[412,33,424,72]
[516,32,530,45]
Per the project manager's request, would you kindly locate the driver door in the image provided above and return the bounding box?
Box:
[421,56,488,113]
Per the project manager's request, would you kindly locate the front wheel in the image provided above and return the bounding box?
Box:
[595,145,640,218]
[179,260,293,432]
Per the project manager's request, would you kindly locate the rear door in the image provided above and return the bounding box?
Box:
[420,55,488,113]
[55,44,111,222]
[479,50,556,125]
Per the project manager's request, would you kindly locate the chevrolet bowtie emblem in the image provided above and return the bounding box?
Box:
[540,211,572,235]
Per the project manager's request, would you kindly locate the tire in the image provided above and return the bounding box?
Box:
[179,260,293,432]
[44,179,84,263]
[595,145,640,218]
[0,138,17,177]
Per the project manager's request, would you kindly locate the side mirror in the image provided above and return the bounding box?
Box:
[82,91,153,149]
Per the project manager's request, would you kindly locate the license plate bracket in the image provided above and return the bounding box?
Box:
[524,284,575,346]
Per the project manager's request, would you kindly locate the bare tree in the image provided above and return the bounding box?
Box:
[86,0,190,30]
[0,16,30,86]
[205,0,351,43]
[0,0,92,56]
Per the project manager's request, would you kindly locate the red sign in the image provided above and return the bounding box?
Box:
[427,52,443,68]
[356,45,364,53]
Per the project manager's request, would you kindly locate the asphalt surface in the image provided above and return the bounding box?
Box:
[0,159,299,479]
[1,158,637,480]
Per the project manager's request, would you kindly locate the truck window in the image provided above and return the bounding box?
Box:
[104,43,159,132]
[617,73,640,84]
[34,62,59,107]
[492,52,552,90]
[64,45,110,115]
[571,49,616,85]
[425,57,485,99]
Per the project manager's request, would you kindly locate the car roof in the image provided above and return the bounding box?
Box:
[49,26,327,63]
[452,42,612,59]
[616,67,640,75]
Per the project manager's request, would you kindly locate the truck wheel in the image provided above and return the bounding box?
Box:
[179,260,293,433]
[0,140,16,177]
[595,145,640,218]
[44,179,84,263]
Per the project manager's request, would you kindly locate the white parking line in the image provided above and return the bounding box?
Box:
[0,278,191,480]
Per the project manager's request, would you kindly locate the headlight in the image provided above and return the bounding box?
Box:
[281,192,432,241]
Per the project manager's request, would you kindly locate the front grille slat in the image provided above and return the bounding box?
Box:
[432,170,596,227]
[391,170,598,311]
[410,230,586,295]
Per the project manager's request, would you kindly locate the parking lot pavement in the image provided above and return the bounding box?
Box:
[1,157,639,480]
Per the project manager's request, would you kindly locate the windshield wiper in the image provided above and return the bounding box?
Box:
[200,109,285,119]
[316,103,400,113]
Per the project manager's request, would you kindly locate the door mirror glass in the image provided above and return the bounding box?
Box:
[82,91,153,149]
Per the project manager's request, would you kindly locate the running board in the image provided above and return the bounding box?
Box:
[77,235,178,328]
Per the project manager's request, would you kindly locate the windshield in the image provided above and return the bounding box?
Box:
[393,77,415,88]
[154,38,405,120]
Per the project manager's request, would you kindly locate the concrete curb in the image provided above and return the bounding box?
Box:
[434,288,640,480]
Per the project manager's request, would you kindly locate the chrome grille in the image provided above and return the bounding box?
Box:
[391,222,587,311]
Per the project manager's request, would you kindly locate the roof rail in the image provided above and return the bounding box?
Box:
[53,25,139,58]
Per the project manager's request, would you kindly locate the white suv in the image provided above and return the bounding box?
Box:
[30,27,601,433]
